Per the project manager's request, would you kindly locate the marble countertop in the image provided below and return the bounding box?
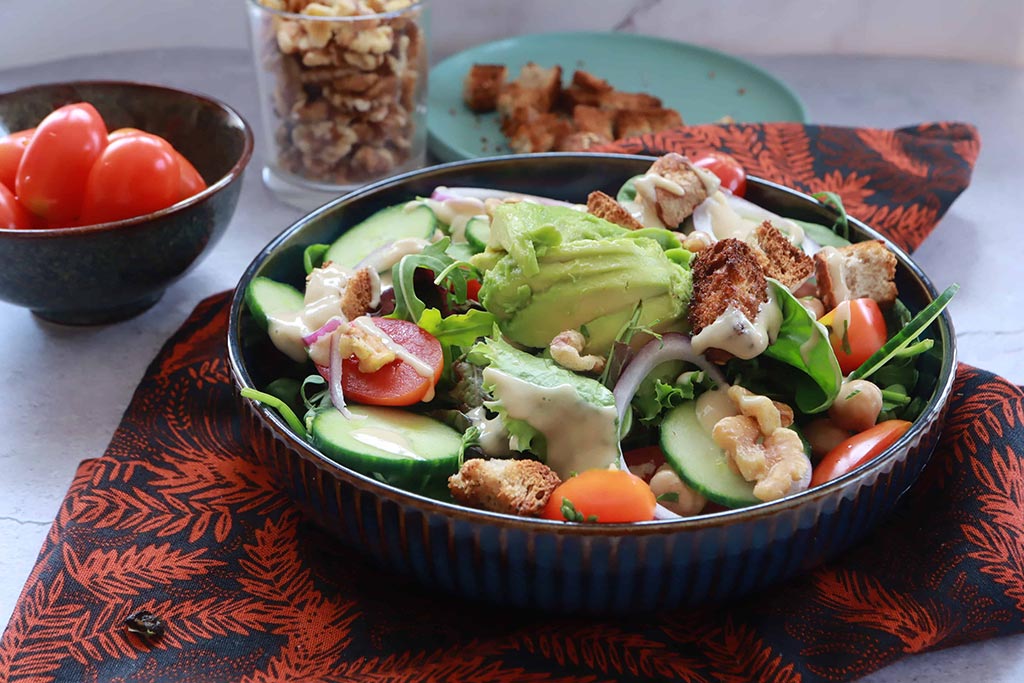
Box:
[1,47,1022,681]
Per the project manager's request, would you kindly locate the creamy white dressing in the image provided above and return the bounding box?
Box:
[349,427,424,460]
[691,289,783,360]
[415,195,488,243]
[480,367,619,478]
[703,191,758,241]
[819,246,851,303]
[634,173,687,228]
[358,237,431,276]
[266,262,381,363]
[695,388,738,435]
[465,406,512,457]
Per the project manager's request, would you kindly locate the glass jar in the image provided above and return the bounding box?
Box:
[246,0,428,209]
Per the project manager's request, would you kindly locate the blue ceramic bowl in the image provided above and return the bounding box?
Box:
[227,154,956,614]
[0,81,253,324]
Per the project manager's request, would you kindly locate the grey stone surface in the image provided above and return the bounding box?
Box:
[1,48,1022,680]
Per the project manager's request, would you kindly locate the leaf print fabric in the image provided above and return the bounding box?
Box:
[5,122,1020,683]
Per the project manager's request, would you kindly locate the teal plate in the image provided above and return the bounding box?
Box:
[428,31,807,162]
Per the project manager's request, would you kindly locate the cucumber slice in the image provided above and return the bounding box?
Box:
[245,276,304,329]
[310,405,462,494]
[325,203,438,269]
[464,216,491,253]
[659,401,760,508]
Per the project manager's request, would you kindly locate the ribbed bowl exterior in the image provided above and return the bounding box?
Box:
[227,154,957,614]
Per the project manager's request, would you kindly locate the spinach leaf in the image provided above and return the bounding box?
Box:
[793,220,852,248]
[762,279,842,413]
[617,174,642,203]
[303,243,330,274]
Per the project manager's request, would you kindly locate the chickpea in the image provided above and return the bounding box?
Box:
[682,231,714,253]
[800,296,825,320]
[804,418,852,458]
[828,379,883,432]
[649,465,707,516]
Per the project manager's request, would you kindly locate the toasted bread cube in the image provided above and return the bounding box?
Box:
[814,241,898,311]
[496,62,562,117]
[560,69,614,109]
[587,191,643,230]
[614,107,683,139]
[599,90,663,111]
[448,458,562,517]
[556,131,611,152]
[573,105,615,139]
[689,238,768,336]
[507,112,573,153]
[463,63,507,112]
[751,221,814,290]
[636,153,709,228]
[571,69,614,93]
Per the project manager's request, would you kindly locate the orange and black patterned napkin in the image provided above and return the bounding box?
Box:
[5,122,1023,683]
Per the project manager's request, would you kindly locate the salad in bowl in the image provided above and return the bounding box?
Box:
[240,152,956,526]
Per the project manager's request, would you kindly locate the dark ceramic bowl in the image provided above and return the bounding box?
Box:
[227,154,956,614]
[0,81,253,324]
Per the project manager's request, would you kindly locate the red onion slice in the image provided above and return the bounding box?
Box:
[302,316,345,347]
[327,329,355,419]
[432,186,582,209]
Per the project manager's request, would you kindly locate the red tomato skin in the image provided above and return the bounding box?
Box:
[340,318,443,407]
[822,298,889,375]
[810,420,912,487]
[0,128,34,191]
[78,135,181,225]
[542,469,656,523]
[692,152,747,196]
[0,183,32,229]
[173,150,207,201]
[16,103,108,222]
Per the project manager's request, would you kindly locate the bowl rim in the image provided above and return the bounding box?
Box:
[0,79,254,238]
[227,152,958,536]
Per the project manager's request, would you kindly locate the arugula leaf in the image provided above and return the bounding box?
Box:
[303,243,330,274]
[418,308,496,348]
[763,279,843,413]
[240,388,308,438]
[849,284,958,381]
[390,239,482,322]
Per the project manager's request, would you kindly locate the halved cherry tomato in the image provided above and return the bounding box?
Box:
[341,317,443,406]
[16,103,107,223]
[0,128,34,191]
[109,128,206,202]
[692,152,746,196]
[810,420,912,487]
[79,134,181,225]
[0,183,32,229]
[542,469,656,523]
[819,298,888,375]
[465,278,482,302]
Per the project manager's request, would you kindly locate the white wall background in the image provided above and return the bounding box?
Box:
[0,0,1022,70]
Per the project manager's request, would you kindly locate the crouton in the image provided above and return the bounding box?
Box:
[448,458,562,517]
[598,90,663,111]
[814,241,898,311]
[689,239,769,362]
[635,153,710,228]
[556,131,611,152]
[463,63,507,113]
[751,221,814,289]
[560,69,614,108]
[587,191,643,230]
[340,267,377,320]
[573,105,615,139]
[506,112,573,153]
[613,108,683,139]
[496,62,562,118]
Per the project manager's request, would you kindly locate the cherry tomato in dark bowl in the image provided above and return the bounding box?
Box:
[0,81,253,324]
[692,152,747,196]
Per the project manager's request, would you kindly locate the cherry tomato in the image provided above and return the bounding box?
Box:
[16,103,107,223]
[465,278,482,302]
[810,420,912,487]
[0,183,32,229]
[173,150,207,201]
[819,298,889,375]
[692,152,746,196]
[108,128,207,202]
[542,469,656,523]
[78,134,181,225]
[341,318,443,406]
[0,128,34,191]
